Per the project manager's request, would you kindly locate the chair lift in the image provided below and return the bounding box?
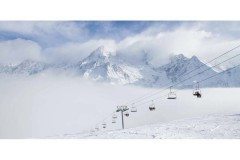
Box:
[193,82,202,98]
[95,126,99,131]
[130,103,137,112]
[112,118,116,123]
[167,86,177,99]
[102,122,106,129]
[112,114,117,119]
[149,100,156,111]
[124,111,129,117]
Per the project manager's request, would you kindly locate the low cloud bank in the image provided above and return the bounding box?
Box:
[0,74,239,138]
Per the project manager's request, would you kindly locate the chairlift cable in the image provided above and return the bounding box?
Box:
[123,44,240,105]
[134,62,240,108]
[127,51,240,107]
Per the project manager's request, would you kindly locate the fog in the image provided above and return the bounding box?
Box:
[0,74,240,138]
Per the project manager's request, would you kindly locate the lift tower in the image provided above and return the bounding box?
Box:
[116,105,129,129]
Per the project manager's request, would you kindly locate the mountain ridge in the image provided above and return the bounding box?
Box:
[0,46,239,88]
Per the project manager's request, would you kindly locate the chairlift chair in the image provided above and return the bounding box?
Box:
[149,100,156,111]
[130,104,137,112]
[124,111,129,117]
[193,82,202,98]
[95,126,99,131]
[102,122,106,129]
[167,86,177,99]
[112,114,117,119]
[131,107,137,112]
[112,119,116,123]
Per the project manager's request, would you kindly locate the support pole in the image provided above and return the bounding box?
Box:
[116,105,128,130]
[121,110,124,129]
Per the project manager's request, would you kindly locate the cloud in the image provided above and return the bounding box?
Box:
[44,39,117,63]
[0,21,89,46]
[195,21,240,39]
[1,22,240,68]
[0,73,157,137]
[116,24,240,66]
[42,24,220,65]
[0,38,42,65]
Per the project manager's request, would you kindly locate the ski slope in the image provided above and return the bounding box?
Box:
[56,114,240,139]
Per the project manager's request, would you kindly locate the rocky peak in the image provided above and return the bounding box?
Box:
[89,46,112,58]
[169,54,188,63]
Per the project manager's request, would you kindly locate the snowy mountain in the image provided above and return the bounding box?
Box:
[156,54,227,88]
[220,66,240,87]
[0,46,239,88]
[0,59,49,75]
[71,46,142,84]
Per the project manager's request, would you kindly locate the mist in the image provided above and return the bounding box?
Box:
[0,74,156,138]
[0,73,240,138]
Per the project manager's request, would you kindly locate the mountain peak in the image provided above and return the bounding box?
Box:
[90,46,112,58]
[97,45,107,52]
[79,46,114,67]
[190,55,200,61]
[170,54,188,63]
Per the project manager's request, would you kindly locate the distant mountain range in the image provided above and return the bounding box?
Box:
[1,46,240,88]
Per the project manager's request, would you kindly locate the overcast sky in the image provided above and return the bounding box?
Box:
[0,21,240,66]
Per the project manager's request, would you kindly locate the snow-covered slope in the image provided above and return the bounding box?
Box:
[71,46,142,84]
[56,114,240,139]
[156,54,226,88]
[0,46,239,87]
[220,66,240,87]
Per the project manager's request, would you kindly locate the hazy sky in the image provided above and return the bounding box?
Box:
[0,21,240,66]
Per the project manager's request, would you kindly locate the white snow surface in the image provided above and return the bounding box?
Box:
[55,114,240,139]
